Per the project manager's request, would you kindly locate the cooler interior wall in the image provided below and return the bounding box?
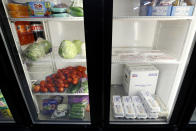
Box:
[113,20,190,59]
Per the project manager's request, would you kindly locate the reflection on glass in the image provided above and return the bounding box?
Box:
[190,108,196,123]
[0,90,14,121]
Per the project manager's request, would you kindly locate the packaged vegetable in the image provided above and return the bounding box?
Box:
[42,99,58,115]
[58,40,78,59]
[37,38,52,54]
[51,104,68,119]
[0,98,8,110]
[23,43,45,61]
[69,0,84,17]
[68,96,89,104]
[69,103,85,119]
[67,81,82,93]
[23,39,52,61]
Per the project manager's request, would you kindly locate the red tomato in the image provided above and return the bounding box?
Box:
[40,80,45,87]
[58,83,64,88]
[67,77,72,83]
[57,79,64,84]
[59,75,66,80]
[82,74,87,78]
[47,84,53,88]
[46,76,52,82]
[64,83,69,88]
[33,85,40,93]
[58,87,64,92]
[66,66,73,70]
[52,74,56,78]
[82,67,87,71]
[41,88,48,93]
[49,87,56,92]
[72,71,77,75]
[72,79,78,85]
[63,80,68,84]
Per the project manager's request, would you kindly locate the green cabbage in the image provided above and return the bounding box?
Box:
[38,40,52,54]
[72,40,83,54]
[24,43,45,61]
[59,40,78,59]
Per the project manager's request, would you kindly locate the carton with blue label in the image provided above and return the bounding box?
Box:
[122,64,159,96]
[171,6,194,16]
[28,2,53,17]
[140,6,172,16]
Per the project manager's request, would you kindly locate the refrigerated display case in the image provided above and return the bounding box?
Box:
[0,0,104,125]
[0,90,14,123]
[103,0,196,125]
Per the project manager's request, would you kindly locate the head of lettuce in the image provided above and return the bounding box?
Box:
[58,40,78,59]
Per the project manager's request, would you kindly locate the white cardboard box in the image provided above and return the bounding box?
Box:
[122,64,159,96]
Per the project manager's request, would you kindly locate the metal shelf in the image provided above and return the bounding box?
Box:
[34,92,88,96]
[54,47,86,63]
[38,111,90,124]
[112,47,179,64]
[113,16,194,21]
[9,17,84,22]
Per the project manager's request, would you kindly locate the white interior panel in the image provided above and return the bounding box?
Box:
[113,0,140,16]
[48,21,85,47]
[111,64,124,84]
[155,64,178,109]
[154,20,190,59]
[112,21,157,47]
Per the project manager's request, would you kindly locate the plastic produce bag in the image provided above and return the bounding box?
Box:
[68,96,89,105]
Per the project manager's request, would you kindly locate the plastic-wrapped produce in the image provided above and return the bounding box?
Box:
[132,96,147,119]
[23,39,52,61]
[51,104,68,119]
[69,103,85,119]
[68,96,89,104]
[68,96,89,120]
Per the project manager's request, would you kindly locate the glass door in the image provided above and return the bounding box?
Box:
[0,90,14,123]
[109,0,196,124]
[1,0,92,124]
[190,108,196,123]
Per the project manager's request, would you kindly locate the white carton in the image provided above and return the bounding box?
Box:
[123,104,136,119]
[113,96,122,105]
[132,96,147,119]
[122,96,136,119]
[122,96,132,105]
[122,64,159,96]
[139,90,160,113]
[112,96,124,118]
[113,104,124,118]
[153,95,168,118]
[147,111,159,119]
